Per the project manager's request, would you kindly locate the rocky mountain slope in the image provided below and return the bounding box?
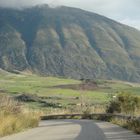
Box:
[0,5,140,81]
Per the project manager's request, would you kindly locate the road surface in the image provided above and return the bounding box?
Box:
[0,120,139,140]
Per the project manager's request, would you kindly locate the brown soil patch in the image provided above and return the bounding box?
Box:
[52,81,98,90]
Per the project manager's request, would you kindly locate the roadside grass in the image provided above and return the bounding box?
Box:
[0,95,39,137]
[0,112,39,137]
[111,118,140,134]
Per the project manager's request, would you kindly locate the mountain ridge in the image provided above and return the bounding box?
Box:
[0,5,140,82]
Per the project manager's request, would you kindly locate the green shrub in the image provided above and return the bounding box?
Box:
[106,93,140,115]
[106,100,121,113]
[118,93,140,115]
[107,93,140,134]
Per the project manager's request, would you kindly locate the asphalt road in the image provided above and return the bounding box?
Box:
[0,120,139,140]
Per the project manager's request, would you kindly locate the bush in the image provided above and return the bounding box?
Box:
[106,93,140,115]
[118,93,140,115]
[106,100,121,113]
[107,93,140,134]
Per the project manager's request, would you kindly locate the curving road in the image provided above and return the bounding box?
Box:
[0,120,139,140]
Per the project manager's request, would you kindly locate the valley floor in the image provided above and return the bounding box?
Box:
[0,72,140,114]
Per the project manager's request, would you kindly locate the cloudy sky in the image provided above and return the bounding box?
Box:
[0,0,140,30]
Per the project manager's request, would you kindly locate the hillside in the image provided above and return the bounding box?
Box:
[0,5,140,82]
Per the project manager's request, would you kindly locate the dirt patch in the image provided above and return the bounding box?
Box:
[52,81,98,90]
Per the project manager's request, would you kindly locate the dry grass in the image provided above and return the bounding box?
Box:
[111,118,128,127]
[0,95,39,137]
[127,119,140,134]
[111,118,140,134]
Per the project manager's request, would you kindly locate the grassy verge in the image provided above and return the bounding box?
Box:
[0,95,39,137]
[105,93,140,134]
[111,118,140,134]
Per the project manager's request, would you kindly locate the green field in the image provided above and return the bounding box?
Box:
[0,71,140,113]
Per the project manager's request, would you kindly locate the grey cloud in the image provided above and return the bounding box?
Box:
[0,0,139,29]
[0,0,49,8]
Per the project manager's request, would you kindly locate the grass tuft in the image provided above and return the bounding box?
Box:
[0,95,39,137]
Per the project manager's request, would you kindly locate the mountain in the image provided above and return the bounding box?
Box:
[0,5,140,82]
